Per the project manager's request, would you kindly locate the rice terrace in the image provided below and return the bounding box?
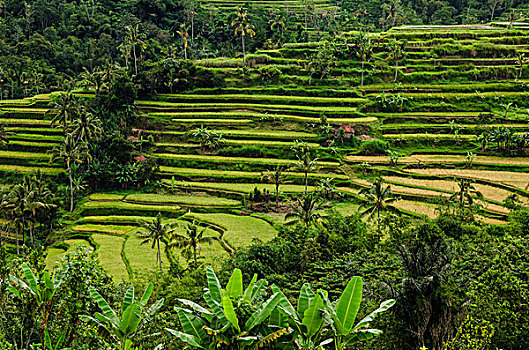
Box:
[1,1,529,349]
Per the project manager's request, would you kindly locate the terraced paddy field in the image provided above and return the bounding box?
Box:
[4,24,529,279]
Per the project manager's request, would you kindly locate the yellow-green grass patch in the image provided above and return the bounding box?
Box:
[46,239,92,270]
[384,176,521,203]
[92,234,128,281]
[404,168,529,190]
[88,193,127,201]
[165,180,313,193]
[124,193,241,207]
[73,224,137,235]
[171,118,253,124]
[186,213,277,249]
[159,166,348,181]
[392,199,438,218]
[0,165,61,174]
[0,150,48,160]
[81,215,155,225]
[156,154,339,167]
[345,154,529,166]
[0,118,50,125]
[81,201,181,212]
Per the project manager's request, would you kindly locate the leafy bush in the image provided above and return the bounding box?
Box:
[359,139,389,155]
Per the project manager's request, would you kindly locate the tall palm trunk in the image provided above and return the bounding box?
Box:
[157,240,162,272]
[394,60,399,82]
[304,171,308,194]
[275,183,280,207]
[69,168,74,212]
[133,43,138,75]
[16,222,20,255]
[242,33,246,65]
[361,60,365,86]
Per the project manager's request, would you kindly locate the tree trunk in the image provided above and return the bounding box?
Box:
[157,240,162,272]
[304,172,308,194]
[242,34,246,65]
[16,222,20,255]
[133,43,138,75]
[361,60,365,86]
[394,60,399,83]
[69,168,74,212]
[276,183,280,207]
[191,13,195,44]
[184,43,187,60]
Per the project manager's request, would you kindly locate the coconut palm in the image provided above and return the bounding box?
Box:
[136,213,178,272]
[294,152,318,194]
[231,8,255,65]
[359,177,396,220]
[176,23,190,60]
[79,66,104,95]
[47,92,81,131]
[449,179,483,207]
[286,192,322,226]
[69,112,102,143]
[516,52,528,80]
[49,134,91,212]
[0,124,15,147]
[269,14,286,44]
[124,24,146,75]
[167,220,217,267]
[270,165,283,207]
[385,38,406,83]
[356,32,374,87]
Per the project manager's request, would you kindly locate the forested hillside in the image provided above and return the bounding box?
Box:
[1,0,529,349]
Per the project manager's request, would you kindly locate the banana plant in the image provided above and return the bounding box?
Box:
[274,277,395,350]
[43,328,66,350]
[167,266,288,349]
[80,284,164,350]
[8,262,66,333]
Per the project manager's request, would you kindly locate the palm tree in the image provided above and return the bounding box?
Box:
[358,177,396,220]
[270,165,283,207]
[465,151,476,168]
[167,220,216,267]
[136,213,178,272]
[356,32,373,87]
[516,52,528,80]
[124,24,146,75]
[294,152,318,194]
[286,193,322,226]
[49,134,91,212]
[269,15,286,44]
[231,8,255,65]
[69,112,102,143]
[79,67,104,96]
[0,124,14,147]
[47,92,80,131]
[382,0,403,28]
[386,38,406,83]
[176,23,190,60]
[449,179,483,207]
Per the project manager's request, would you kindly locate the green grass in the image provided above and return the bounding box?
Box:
[156,93,367,106]
[46,239,92,270]
[92,234,129,281]
[0,164,61,174]
[88,193,127,201]
[157,139,320,148]
[0,150,49,160]
[150,111,376,124]
[156,154,339,167]
[138,101,360,116]
[124,193,241,207]
[0,118,50,126]
[82,201,181,212]
[186,213,277,249]
[81,215,155,225]
[171,118,253,125]
[124,234,170,276]
[72,224,137,235]
[159,166,348,181]
[165,180,314,193]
